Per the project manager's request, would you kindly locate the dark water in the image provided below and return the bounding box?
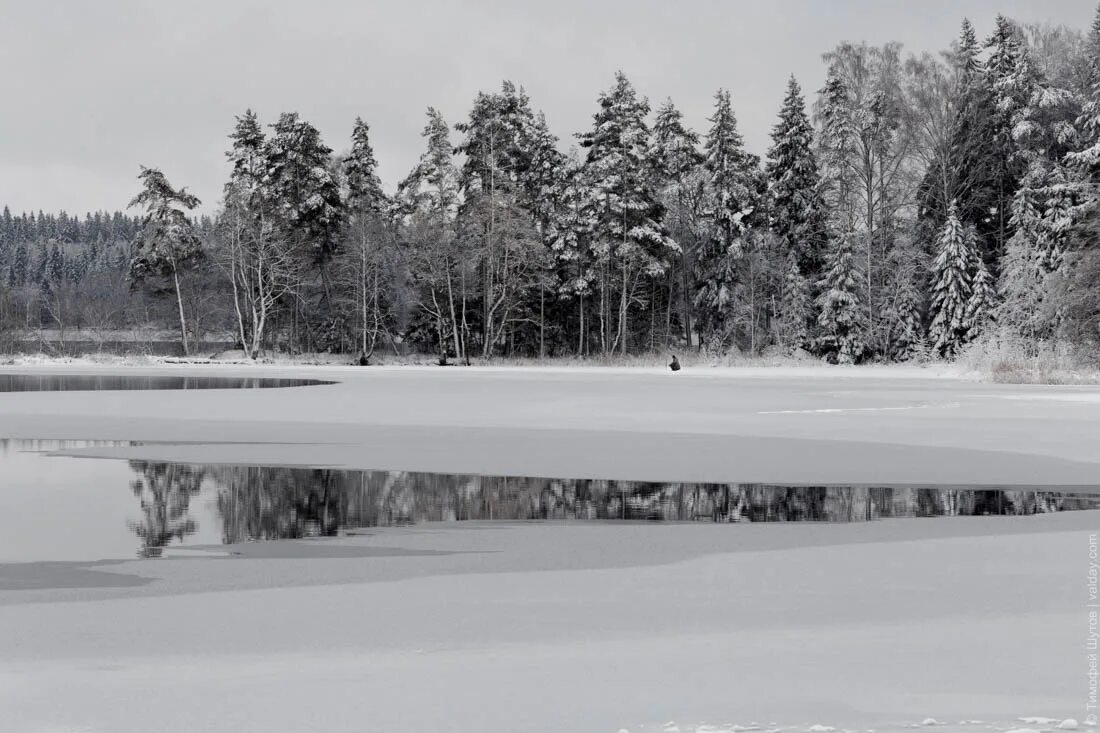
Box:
[0,374,333,392]
[1,440,1098,563]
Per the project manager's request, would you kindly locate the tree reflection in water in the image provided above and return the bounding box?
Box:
[127,461,1100,555]
[127,461,206,558]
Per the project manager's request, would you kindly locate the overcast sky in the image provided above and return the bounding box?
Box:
[0,0,1093,216]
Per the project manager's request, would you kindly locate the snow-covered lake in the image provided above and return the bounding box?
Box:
[0,365,1097,732]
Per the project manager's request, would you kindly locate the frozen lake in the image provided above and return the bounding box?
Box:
[0,365,1097,732]
[2,438,1099,565]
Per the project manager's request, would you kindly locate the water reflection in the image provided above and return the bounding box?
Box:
[128,462,206,558]
[2,440,1098,563]
[0,374,332,392]
[189,464,1100,552]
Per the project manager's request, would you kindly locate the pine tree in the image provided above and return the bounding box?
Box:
[454,82,549,357]
[128,167,204,355]
[342,117,391,362]
[264,112,345,265]
[767,76,826,278]
[226,110,266,196]
[928,204,976,356]
[398,108,459,221]
[815,233,863,363]
[694,89,763,349]
[399,107,464,361]
[578,71,676,354]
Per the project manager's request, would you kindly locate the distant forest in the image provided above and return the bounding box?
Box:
[2,9,1099,363]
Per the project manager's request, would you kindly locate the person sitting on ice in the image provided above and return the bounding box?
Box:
[669,355,681,372]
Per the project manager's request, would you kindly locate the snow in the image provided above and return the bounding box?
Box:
[0,364,1095,731]
[1057,721,1079,730]
[2,362,1099,486]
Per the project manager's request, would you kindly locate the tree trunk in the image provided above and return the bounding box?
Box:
[171,264,190,356]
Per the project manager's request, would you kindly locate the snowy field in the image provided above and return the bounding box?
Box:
[0,364,1098,732]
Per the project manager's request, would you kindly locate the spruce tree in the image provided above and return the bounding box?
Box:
[1066,4,1100,221]
[651,99,702,184]
[815,233,863,363]
[694,88,763,348]
[766,76,826,278]
[651,98,703,345]
[45,243,64,285]
[928,204,976,356]
[776,249,811,352]
[815,70,856,232]
[889,269,926,361]
[345,117,387,216]
[966,255,996,337]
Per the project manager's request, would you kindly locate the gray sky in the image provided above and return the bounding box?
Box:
[0,0,1093,216]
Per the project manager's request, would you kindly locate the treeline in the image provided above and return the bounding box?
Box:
[5,9,1100,362]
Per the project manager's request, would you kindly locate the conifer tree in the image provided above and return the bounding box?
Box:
[815,70,856,232]
[342,118,392,363]
[128,166,204,355]
[651,99,702,185]
[966,255,996,336]
[928,203,976,356]
[45,243,64,285]
[345,117,387,216]
[651,98,703,345]
[1066,4,1100,220]
[454,82,549,357]
[264,112,345,266]
[226,109,266,196]
[578,71,676,354]
[694,89,763,348]
[399,108,465,362]
[767,76,827,278]
[889,269,926,361]
[775,249,811,352]
[816,233,863,363]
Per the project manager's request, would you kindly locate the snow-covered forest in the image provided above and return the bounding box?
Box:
[3,9,1100,364]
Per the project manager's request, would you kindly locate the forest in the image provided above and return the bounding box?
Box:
[2,9,1099,365]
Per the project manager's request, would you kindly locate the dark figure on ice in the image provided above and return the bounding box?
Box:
[669,355,681,372]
